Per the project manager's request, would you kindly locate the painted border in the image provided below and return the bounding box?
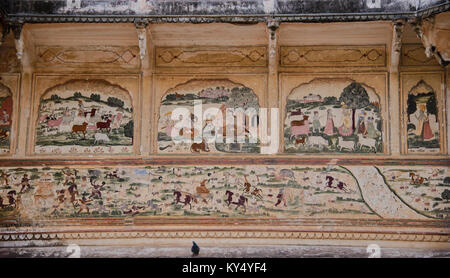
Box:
[279,45,387,67]
[155,45,268,68]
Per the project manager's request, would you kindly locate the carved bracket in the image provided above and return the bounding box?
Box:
[392,19,405,53]
[390,19,405,71]
[135,22,148,65]
[11,22,24,61]
[267,18,279,41]
[410,18,449,67]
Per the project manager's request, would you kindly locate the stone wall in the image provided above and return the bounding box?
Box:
[0,16,448,250]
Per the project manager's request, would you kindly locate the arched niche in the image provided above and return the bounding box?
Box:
[35,79,134,154]
[406,80,440,152]
[157,78,261,154]
[284,77,383,154]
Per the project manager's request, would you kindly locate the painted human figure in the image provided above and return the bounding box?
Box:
[421,113,434,140]
[339,109,353,136]
[274,188,287,207]
[202,118,216,143]
[356,112,366,135]
[312,111,321,134]
[0,109,10,125]
[77,196,91,214]
[77,100,85,116]
[19,174,31,193]
[414,105,426,137]
[323,109,336,136]
[365,117,378,139]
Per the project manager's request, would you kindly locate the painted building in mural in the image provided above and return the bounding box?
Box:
[0,0,449,256]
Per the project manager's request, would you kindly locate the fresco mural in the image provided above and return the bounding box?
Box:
[0,83,13,154]
[284,78,383,153]
[35,79,134,154]
[0,164,447,221]
[379,166,450,219]
[405,80,440,153]
[158,79,260,153]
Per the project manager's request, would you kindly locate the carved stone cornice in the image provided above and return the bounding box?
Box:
[1,1,449,25]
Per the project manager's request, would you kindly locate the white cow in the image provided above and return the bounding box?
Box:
[338,137,355,151]
[357,134,377,151]
[94,133,110,144]
[308,136,328,148]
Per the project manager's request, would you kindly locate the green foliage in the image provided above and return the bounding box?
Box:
[407,94,417,118]
[426,94,437,120]
[107,97,124,108]
[323,96,338,105]
[124,120,133,139]
[165,94,176,101]
[90,93,101,102]
[73,92,82,98]
[339,82,370,109]
[50,94,60,101]
[442,189,450,201]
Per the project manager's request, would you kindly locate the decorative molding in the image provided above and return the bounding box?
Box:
[280,46,386,67]
[35,46,140,68]
[0,158,448,168]
[2,2,450,24]
[0,229,448,243]
[401,44,440,66]
[155,46,267,68]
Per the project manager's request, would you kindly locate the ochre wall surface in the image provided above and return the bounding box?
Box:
[0,19,448,250]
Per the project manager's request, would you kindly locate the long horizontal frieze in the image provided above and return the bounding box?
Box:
[0,157,448,167]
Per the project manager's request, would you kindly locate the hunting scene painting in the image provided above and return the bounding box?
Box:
[35,79,134,154]
[0,165,447,220]
[406,80,440,153]
[0,83,12,154]
[284,78,383,153]
[158,79,260,154]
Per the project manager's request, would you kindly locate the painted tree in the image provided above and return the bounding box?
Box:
[426,94,437,121]
[107,97,124,108]
[90,93,101,102]
[442,189,450,202]
[339,82,370,130]
[406,94,417,122]
[124,120,133,144]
